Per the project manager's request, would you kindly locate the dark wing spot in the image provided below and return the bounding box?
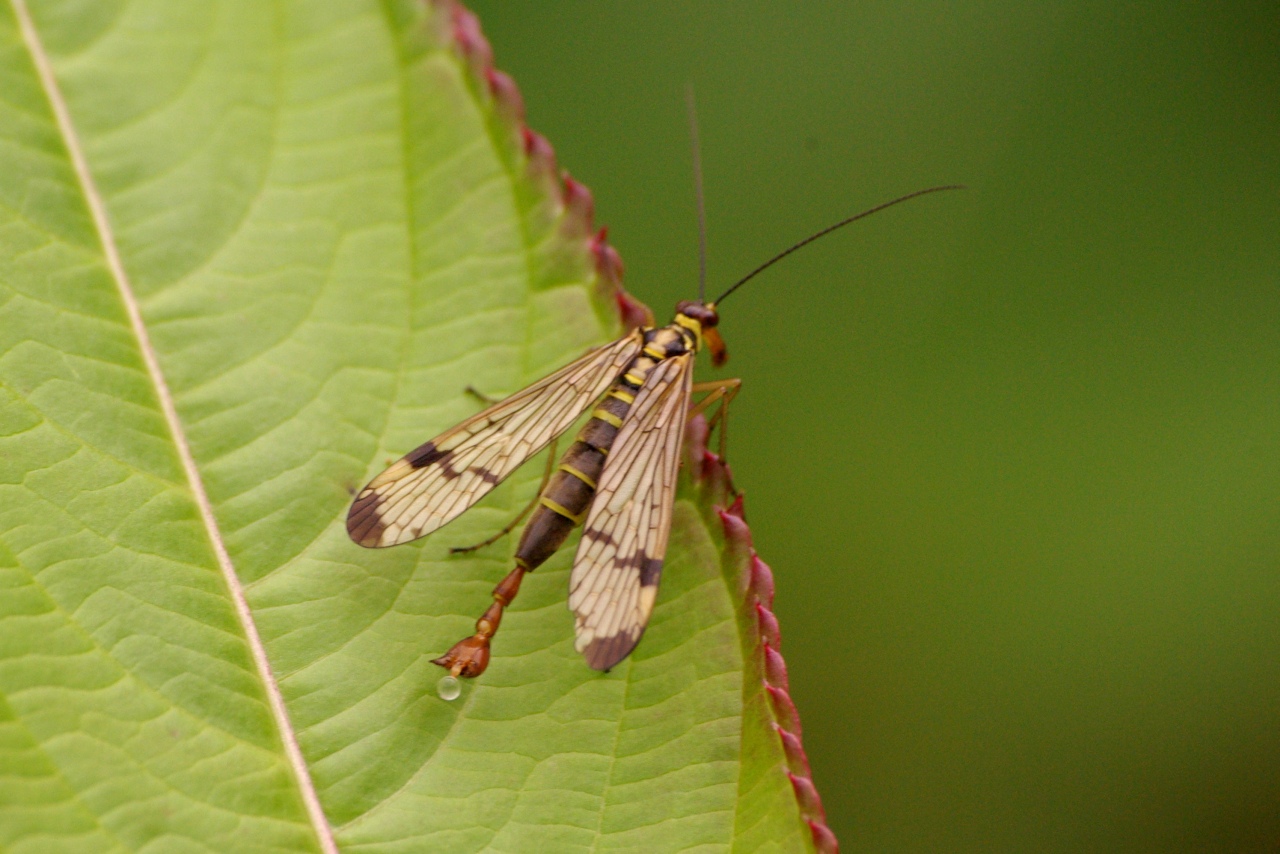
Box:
[583,630,643,672]
[582,528,618,548]
[469,466,500,485]
[406,441,444,468]
[406,439,461,479]
[640,557,663,588]
[347,491,388,548]
[614,551,663,583]
[616,550,647,571]
[436,451,462,479]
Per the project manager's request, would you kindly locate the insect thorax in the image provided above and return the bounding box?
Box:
[644,323,696,359]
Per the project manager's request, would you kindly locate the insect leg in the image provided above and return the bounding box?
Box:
[464,385,501,406]
[689,378,741,460]
[450,438,559,555]
[463,344,600,406]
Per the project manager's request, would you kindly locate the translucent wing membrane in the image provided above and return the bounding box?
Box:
[570,354,695,670]
[348,331,644,548]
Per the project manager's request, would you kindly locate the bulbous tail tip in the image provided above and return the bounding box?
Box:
[432,634,491,678]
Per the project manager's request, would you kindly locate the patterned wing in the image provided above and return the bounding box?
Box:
[569,353,695,670]
[348,331,643,548]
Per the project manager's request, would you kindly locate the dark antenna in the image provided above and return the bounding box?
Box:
[686,86,708,303]
[711,184,965,306]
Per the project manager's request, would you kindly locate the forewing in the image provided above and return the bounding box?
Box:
[569,354,694,670]
[348,331,643,547]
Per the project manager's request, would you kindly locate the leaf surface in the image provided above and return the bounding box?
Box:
[0,2,817,851]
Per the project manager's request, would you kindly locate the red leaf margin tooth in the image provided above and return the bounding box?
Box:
[751,555,776,608]
[763,642,789,691]
[756,601,782,649]
[448,3,492,71]
[767,684,803,737]
[684,418,841,853]
[809,821,840,854]
[774,724,813,778]
[484,67,524,123]
[521,126,555,170]
[428,0,650,333]
[561,175,595,237]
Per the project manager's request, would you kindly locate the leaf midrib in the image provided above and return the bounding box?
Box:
[8,1,339,851]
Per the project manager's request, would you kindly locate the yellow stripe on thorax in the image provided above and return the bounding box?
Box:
[674,314,704,350]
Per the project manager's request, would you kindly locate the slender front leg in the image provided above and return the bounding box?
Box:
[464,385,501,406]
[689,378,742,460]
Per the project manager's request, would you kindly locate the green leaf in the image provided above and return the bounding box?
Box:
[0,1,818,851]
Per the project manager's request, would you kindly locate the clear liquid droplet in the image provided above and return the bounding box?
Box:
[436,675,461,701]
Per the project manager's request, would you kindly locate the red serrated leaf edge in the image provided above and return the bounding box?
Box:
[429,3,834,850]
[687,415,839,854]
[429,0,654,333]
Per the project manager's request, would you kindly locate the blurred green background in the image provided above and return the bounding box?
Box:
[469,2,1279,850]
